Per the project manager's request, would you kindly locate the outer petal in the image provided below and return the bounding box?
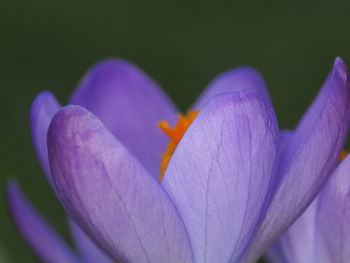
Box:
[314,155,350,263]
[268,155,350,263]
[70,59,178,177]
[30,91,60,187]
[193,67,270,110]
[30,91,110,260]
[7,182,78,263]
[48,106,193,263]
[162,91,279,263]
[69,220,111,263]
[246,58,350,262]
[266,200,318,263]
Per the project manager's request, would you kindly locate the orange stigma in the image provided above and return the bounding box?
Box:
[158,111,199,181]
[340,150,348,161]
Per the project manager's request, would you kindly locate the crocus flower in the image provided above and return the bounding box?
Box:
[267,153,350,263]
[7,57,350,263]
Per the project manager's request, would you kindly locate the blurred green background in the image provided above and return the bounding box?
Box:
[1,0,350,262]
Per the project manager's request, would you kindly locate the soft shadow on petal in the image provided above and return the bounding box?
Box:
[48,106,193,263]
[162,91,279,263]
[30,91,60,187]
[246,58,350,262]
[6,182,79,263]
[70,59,178,177]
[69,220,112,263]
[192,67,270,110]
[314,155,350,263]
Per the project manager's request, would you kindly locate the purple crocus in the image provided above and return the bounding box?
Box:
[267,153,350,263]
[7,57,350,263]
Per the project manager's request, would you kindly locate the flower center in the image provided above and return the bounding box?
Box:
[158,111,199,181]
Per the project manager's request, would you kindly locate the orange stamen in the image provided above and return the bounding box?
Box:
[340,150,348,161]
[158,111,199,181]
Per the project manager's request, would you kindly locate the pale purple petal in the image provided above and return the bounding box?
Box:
[48,106,193,263]
[30,91,60,187]
[268,155,350,263]
[267,200,318,263]
[246,57,350,262]
[193,67,270,110]
[162,91,279,263]
[70,59,178,177]
[7,182,78,263]
[314,155,350,263]
[69,220,112,263]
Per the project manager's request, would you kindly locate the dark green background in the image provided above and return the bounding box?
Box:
[1,0,349,262]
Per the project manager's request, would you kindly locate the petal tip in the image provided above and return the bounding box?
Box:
[30,91,55,111]
[232,66,262,75]
[207,89,273,118]
[48,105,102,154]
[30,91,60,123]
[91,58,134,70]
[210,66,265,91]
[80,58,140,81]
[333,57,348,82]
[6,180,23,217]
[50,105,93,132]
[35,91,55,100]
[71,58,153,105]
[6,179,19,200]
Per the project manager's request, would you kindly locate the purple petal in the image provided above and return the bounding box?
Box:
[48,106,193,263]
[314,155,350,262]
[69,220,112,263]
[246,57,350,262]
[30,92,109,263]
[279,130,293,154]
[70,59,178,177]
[193,67,270,110]
[7,182,78,263]
[162,91,279,263]
[268,155,350,263]
[30,91,61,187]
[267,200,318,263]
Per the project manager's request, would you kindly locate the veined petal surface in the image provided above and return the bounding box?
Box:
[48,106,193,263]
[246,58,350,262]
[70,59,178,177]
[7,182,78,263]
[162,91,279,263]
